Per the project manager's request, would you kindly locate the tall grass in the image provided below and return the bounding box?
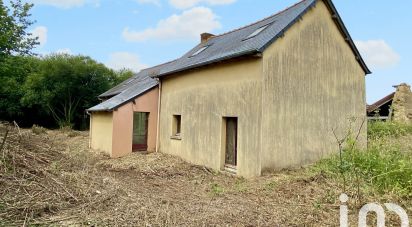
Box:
[368,121,412,139]
[314,121,412,197]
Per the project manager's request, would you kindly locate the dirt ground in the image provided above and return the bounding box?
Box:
[0,125,410,226]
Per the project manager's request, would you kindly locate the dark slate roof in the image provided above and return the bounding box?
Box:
[87,74,157,112]
[98,76,138,99]
[154,0,370,77]
[99,61,173,99]
[87,61,175,112]
[367,92,395,114]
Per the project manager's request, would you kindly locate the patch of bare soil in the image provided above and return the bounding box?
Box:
[0,124,410,226]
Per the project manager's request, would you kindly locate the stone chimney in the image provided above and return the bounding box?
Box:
[200,33,215,43]
[392,83,412,123]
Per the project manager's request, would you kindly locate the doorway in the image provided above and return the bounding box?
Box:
[224,117,238,168]
[132,112,149,151]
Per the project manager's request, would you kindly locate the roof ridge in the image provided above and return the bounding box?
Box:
[210,0,310,39]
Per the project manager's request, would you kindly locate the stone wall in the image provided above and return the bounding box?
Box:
[392,83,412,124]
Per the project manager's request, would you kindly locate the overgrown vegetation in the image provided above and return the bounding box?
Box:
[314,121,412,198]
[0,1,132,129]
[0,123,118,225]
[0,54,132,130]
[1,122,410,226]
[368,120,412,139]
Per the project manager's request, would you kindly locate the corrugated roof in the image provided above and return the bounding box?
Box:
[367,92,395,113]
[154,0,370,78]
[88,61,175,112]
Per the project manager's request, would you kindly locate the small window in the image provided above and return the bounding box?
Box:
[171,115,181,139]
[190,46,208,57]
[244,24,271,40]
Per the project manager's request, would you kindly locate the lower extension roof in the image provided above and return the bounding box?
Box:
[87,61,175,112]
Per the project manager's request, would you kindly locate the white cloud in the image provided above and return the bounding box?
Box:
[136,0,161,6]
[31,26,48,47]
[29,0,99,9]
[55,48,73,54]
[355,40,400,70]
[106,52,148,72]
[169,0,236,9]
[123,7,221,42]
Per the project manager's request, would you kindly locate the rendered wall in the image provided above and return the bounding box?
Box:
[90,112,113,155]
[159,59,263,177]
[260,0,367,172]
[111,87,159,158]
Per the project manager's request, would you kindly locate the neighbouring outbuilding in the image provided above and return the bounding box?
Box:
[89,0,370,177]
[367,83,412,123]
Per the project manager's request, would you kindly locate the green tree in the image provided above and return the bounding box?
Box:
[0,0,38,121]
[0,55,39,120]
[0,0,38,61]
[22,54,117,129]
[114,69,134,85]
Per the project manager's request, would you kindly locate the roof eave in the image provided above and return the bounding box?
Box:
[87,109,114,113]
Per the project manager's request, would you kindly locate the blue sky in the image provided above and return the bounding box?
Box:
[24,0,411,103]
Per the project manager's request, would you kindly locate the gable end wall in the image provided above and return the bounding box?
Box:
[260,0,367,171]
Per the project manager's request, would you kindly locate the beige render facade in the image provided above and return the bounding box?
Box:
[157,1,367,177]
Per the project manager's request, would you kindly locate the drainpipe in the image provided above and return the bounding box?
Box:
[85,110,92,149]
[155,78,162,152]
